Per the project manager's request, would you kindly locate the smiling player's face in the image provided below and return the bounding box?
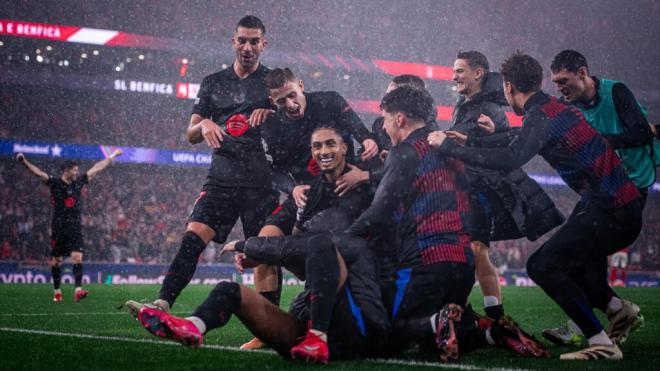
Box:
[310,128,347,174]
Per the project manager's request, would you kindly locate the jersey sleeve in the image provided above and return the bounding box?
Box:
[442,110,550,171]
[466,127,521,148]
[347,144,418,236]
[605,82,653,149]
[482,101,510,133]
[330,92,372,143]
[191,76,213,118]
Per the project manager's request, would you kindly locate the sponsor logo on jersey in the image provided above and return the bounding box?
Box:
[225,113,249,137]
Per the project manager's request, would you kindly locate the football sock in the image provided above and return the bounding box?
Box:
[51,265,62,290]
[185,316,207,334]
[159,231,207,306]
[73,263,83,287]
[568,319,584,336]
[192,282,241,332]
[305,235,339,333]
[607,296,624,314]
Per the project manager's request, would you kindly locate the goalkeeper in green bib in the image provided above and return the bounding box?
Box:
[544,49,658,348]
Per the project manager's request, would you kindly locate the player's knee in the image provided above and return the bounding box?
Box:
[470,241,488,256]
[526,253,546,283]
[51,257,63,267]
[71,253,83,264]
[254,264,276,275]
[258,225,283,237]
[471,242,492,265]
[213,281,241,301]
[306,233,335,257]
[186,222,215,244]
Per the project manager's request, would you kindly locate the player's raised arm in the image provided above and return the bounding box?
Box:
[16,153,49,183]
[86,149,122,181]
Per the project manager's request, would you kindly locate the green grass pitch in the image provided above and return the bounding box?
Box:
[0,284,658,370]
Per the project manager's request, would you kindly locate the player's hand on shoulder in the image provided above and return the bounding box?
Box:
[361,138,379,161]
[292,184,310,208]
[248,108,275,127]
[445,131,467,146]
[200,118,226,149]
[335,163,368,196]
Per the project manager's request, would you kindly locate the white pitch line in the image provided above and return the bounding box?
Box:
[366,358,530,371]
[0,327,529,371]
[0,326,271,353]
[0,312,189,317]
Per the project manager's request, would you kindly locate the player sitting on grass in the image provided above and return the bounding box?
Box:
[133,127,388,363]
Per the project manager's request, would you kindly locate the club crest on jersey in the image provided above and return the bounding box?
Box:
[64,197,76,208]
[225,113,249,137]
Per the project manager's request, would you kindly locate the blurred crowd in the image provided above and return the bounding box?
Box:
[0,86,191,150]
[0,159,227,264]
[1,158,659,271]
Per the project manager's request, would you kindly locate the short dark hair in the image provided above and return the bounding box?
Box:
[391,74,426,90]
[311,126,344,143]
[550,49,588,73]
[265,67,296,90]
[380,86,434,121]
[500,51,543,94]
[456,50,489,72]
[61,160,78,171]
[236,15,266,34]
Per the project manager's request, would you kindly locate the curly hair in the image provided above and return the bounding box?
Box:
[380,86,434,121]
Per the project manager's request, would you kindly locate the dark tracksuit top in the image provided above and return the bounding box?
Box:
[441,91,640,210]
[347,126,473,269]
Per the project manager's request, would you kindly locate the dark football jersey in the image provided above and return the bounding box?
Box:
[192,64,273,189]
[47,174,88,231]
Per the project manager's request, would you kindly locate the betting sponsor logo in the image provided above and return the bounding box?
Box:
[225,113,249,137]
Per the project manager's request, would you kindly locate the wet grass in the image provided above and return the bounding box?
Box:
[0,284,658,370]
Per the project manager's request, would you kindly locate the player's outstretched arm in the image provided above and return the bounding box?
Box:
[86,149,122,181]
[16,153,49,183]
